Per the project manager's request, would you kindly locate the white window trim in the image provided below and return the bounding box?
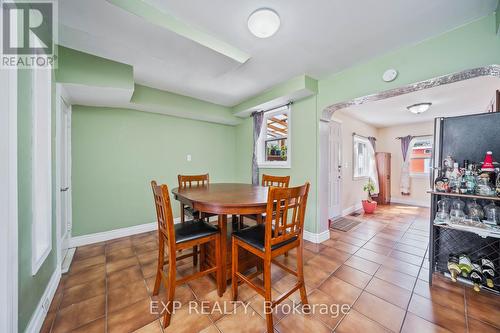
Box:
[257,106,291,169]
[31,68,52,276]
[352,135,370,180]
[409,136,433,178]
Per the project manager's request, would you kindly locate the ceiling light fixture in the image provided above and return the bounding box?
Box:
[248,8,280,38]
[407,102,432,114]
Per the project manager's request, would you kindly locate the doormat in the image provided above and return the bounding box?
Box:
[329,217,361,232]
[349,212,361,217]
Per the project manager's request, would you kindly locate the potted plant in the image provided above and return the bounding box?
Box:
[362,179,377,214]
[280,145,287,160]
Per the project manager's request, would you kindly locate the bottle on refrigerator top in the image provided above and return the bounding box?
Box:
[458,254,472,277]
[447,255,461,282]
[470,263,484,292]
[434,170,449,193]
[481,258,495,288]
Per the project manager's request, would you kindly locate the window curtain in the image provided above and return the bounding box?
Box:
[399,135,414,195]
[252,111,264,185]
[367,137,379,195]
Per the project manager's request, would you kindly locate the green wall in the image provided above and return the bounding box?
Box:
[17,69,58,332]
[318,13,500,111]
[233,96,319,233]
[71,106,237,236]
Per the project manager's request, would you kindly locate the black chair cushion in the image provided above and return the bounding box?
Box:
[233,224,297,251]
[175,220,218,244]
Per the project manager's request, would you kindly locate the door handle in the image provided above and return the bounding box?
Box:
[61,187,69,192]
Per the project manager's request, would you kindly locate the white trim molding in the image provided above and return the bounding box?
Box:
[341,203,363,217]
[390,197,430,208]
[69,218,180,248]
[25,266,61,333]
[1,68,18,333]
[303,230,330,244]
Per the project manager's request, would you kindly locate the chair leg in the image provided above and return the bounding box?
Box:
[231,237,238,301]
[153,237,164,296]
[215,234,223,297]
[200,243,206,271]
[180,203,185,223]
[263,258,274,333]
[296,241,308,305]
[192,245,198,266]
[162,255,177,328]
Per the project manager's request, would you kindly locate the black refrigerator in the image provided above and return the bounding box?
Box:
[429,112,500,294]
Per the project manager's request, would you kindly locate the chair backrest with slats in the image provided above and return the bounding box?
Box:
[261,174,290,188]
[264,182,310,250]
[178,174,210,189]
[151,181,176,247]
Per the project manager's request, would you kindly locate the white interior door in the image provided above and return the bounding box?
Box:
[59,98,71,261]
[329,121,342,218]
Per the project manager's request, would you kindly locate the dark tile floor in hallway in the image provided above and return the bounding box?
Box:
[41,204,500,332]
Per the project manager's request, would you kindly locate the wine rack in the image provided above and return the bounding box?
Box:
[430,193,500,295]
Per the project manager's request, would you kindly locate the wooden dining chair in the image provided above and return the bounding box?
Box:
[177,173,217,265]
[231,182,310,332]
[151,181,223,327]
[241,174,290,225]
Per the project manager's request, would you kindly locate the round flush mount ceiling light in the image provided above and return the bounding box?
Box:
[407,102,432,114]
[248,8,280,38]
[382,69,398,82]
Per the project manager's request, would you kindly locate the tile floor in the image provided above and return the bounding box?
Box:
[41,204,500,333]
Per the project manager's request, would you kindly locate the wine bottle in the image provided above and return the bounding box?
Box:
[470,263,483,292]
[481,258,495,288]
[458,254,472,277]
[447,255,461,282]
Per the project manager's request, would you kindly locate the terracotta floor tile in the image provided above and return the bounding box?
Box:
[333,265,372,289]
[465,289,500,328]
[134,240,158,254]
[335,309,390,333]
[215,302,267,333]
[108,279,149,313]
[150,282,196,306]
[329,240,360,254]
[142,261,159,278]
[467,317,500,333]
[344,255,380,275]
[107,256,139,275]
[106,237,133,251]
[64,265,106,289]
[107,298,158,333]
[60,278,106,308]
[319,246,351,262]
[307,253,343,274]
[318,276,362,306]
[336,235,367,247]
[187,275,218,298]
[382,258,421,277]
[303,263,333,288]
[401,312,452,333]
[51,295,105,333]
[248,288,292,323]
[365,277,412,309]
[108,265,144,290]
[408,294,466,333]
[106,246,136,262]
[275,312,331,333]
[137,250,158,266]
[362,241,393,255]
[354,248,387,264]
[199,325,220,333]
[374,266,416,291]
[306,289,348,329]
[69,255,105,274]
[412,279,465,314]
[394,243,427,257]
[73,244,105,261]
[353,291,406,332]
[133,320,163,333]
[71,317,105,333]
[390,250,424,266]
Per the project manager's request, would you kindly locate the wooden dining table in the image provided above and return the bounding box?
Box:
[172,183,268,293]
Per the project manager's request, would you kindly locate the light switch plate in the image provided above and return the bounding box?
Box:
[186,154,192,162]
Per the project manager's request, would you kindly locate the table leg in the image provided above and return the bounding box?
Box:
[218,214,227,294]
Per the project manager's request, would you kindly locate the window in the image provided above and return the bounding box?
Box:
[353,135,369,179]
[31,68,52,275]
[257,106,290,168]
[409,136,433,177]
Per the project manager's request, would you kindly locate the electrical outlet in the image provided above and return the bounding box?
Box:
[186,154,192,162]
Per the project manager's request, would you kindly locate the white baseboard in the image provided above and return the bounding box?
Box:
[391,197,430,208]
[303,230,330,244]
[68,218,181,248]
[25,265,61,333]
[341,203,363,217]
